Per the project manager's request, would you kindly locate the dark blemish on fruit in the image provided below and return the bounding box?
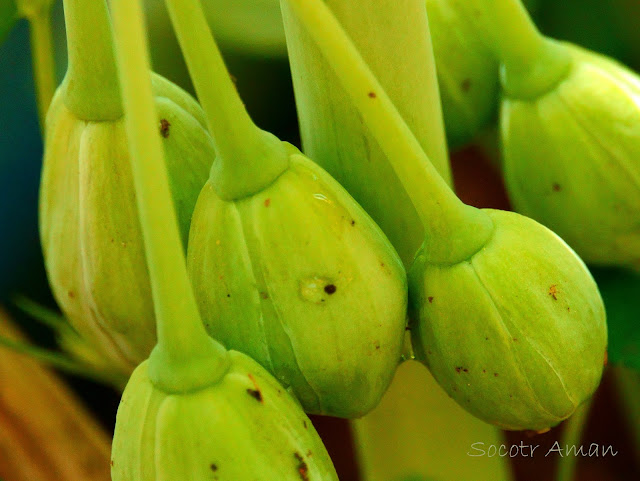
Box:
[567,307,571,312]
[513,338,518,342]
[455,367,463,373]
[324,284,337,294]
[549,284,558,300]
[226,293,231,298]
[405,325,412,331]
[485,337,489,341]
[68,290,75,298]
[482,369,486,373]
[247,374,263,403]
[374,341,380,350]
[380,262,385,267]
[461,78,471,92]
[552,183,562,192]
[264,198,271,207]
[210,464,218,472]
[307,450,313,457]
[494,373,499,377]
[303,420,308,429]
[294,452,310,481]
[368,91,377,98]
[159,119,171,138]
[247,388,262,402]
[110,460,114,467]
[351,219,356,226]
[463,368,468,373]
[428,296,434,303]
[260,292,269,300]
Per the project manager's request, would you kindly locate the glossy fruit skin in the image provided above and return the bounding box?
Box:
[40,74,215,372]
[410,209,607,431]
[187,149,408,418]
[426,0,499,148]
[502,43,640,269]
[111,350,338,481]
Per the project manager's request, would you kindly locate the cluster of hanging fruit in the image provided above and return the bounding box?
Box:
[36,0,638,477]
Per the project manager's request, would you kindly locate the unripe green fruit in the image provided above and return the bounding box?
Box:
[111,350,338,481]
[187,147,408,418]
[410,209,607,431]
[426,0,499,148]
[40,74,215,371]
[502,42,640,269]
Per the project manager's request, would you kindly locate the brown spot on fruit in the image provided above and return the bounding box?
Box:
[351,220,356,226]
[549,284,558,300]
[68,290,75,298]
[264,198,271,207]
[247,374,263,403]
[159,119,171,138]
[210,464,218,472]
[294,452,310,481]
[428,296,434,303]
[260,292,269,300]
[552,183,562,192]
[461,78,471,92]
[368,91,377,98]
[324,284,337,294]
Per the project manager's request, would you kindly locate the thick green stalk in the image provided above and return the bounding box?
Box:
[479,0,544,70]
[26,6,55,130]
[353,362,513,481]
[282,0,493,264]
[282,0,452,265]
[164,0,288,201]
[61,0,121,121]
[479,0,571,98]
[556,400,592,481]
[110,0,229,393]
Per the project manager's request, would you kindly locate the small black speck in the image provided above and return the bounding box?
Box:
[159,119,171,138]
[351,220,356,226]
[368,91,377,98]
[428,296,434,303]
[324,284,337,294]
[210,464,218,472]
[247,388,263,402]
[226,293,231,298]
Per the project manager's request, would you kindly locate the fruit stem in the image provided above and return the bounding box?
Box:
[61,0,122,121]
[480,0,571,98]
[24,5,55,132]
[164,0,289,201]
[110,0,229,393]
[480,0,545,71]
[556,399,592,481]
[283,0,493,264]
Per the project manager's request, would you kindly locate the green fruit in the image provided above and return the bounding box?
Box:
[426,0,499,148]
[188,147,408,418]
[111,351,338,481]
[40,0,215,371]
[410,210,607,430]
[502,42,640,269]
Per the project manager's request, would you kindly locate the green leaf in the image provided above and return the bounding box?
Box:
[0,0,18,44]
[592,267,640,370]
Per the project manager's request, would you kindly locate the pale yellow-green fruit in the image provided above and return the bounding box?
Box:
[111,351,338,481]
[410,209,607,431]
[40,75,215,372]
[502,42,640,269]
[188,148,408,418]
[426,0,500,148]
